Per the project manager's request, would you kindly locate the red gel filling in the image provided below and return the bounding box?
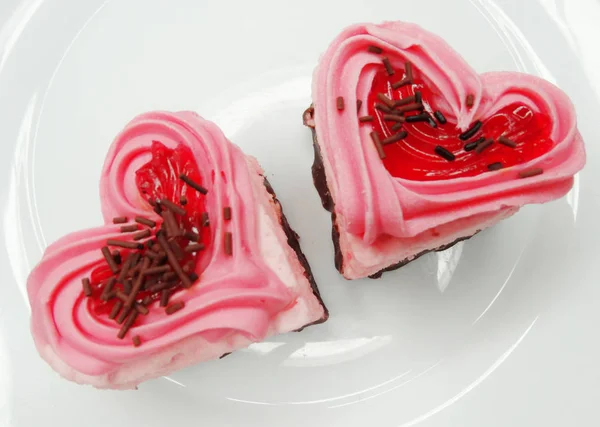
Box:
[366,68,555,181]
[88,141,209,315]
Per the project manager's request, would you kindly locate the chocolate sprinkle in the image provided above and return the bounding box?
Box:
[117,310,138,339]
[415,91,422,104]
[160,199,187,216]
[466,94,475,108]
[459,121,483,141]
[499,136,517,148]
[405,61,414,82]
[123,278,132,294]
[464,137,485,152]
[179,174,208,195]
[383,114,405,123]
[434,111,447,125]
[112,216,128,224]
[100,277,116,301]
[185,243,205,253]
[115,290,129,303]
[488,162,503,171]
[117,253,135,282]
[132,336,142,347]
[125,258,151,308]
[135,304,149,316]
[434,146,455,161]
[165,301,185,315]
[356,99,363,111]
[170,240,185,261]
[162,209,180,238]
[391,79,410,90]
[519,168,544,179]
[367,45,383,54]
[382,57,395,75]
[135,216,156,228]
[359,115,374,123]
[132,229,152,241]
[120,224,139,233]
[180,195,187,206]
[377,93,395,109]
[157,234,192,288]
[370,132,386,159]
[223,207,232,221]
[82,278,92,297]
[144,265,171,276]
[382,132,408,145]
[112,250,122,265]
[224,232,233,256]
[475,139,494,154]
[102,246,119,274]
[184,230,199,242]
[202,212,210,227]
[375,103,394,114]
[109,301,123,320]
[107,239,143,250]
[395,103,423,115]
[116,305,132,325]
[160,289,170,307]
[405,113,430,123]
[336,96,345,111]
[394,96,416,107]
[391,123,404,132]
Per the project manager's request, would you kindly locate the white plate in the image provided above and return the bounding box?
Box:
[0,0,598,425]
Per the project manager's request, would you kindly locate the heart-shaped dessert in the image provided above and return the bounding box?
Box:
[304,21,585,280]
[28,111,327,389]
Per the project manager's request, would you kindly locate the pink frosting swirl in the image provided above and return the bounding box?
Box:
[312,22,585,244]
[27,111,295,378]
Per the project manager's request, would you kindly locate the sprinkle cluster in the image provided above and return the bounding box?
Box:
[337,45,544,179]
[81,174,234,346]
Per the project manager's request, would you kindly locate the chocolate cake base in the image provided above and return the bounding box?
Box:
[304,105,477,279]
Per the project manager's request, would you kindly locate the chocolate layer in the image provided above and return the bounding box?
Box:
[304,105,477,279]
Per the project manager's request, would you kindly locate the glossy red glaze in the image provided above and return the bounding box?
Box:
[366,68,554,181]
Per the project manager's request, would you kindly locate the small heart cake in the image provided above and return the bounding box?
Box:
[28,111,327,389]
[304,21,586,280]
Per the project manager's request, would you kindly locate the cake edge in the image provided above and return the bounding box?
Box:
[262,176,329,328]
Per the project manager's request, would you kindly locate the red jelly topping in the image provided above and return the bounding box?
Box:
[88,141,209,316]
[136,141,207,230]
[366,68,555,181]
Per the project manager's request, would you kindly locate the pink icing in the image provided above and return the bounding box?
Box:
[27,112,322,386]
[312,22,586,248]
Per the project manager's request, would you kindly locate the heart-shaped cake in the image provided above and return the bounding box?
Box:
[304,21,586,279]
[28,111,327,389]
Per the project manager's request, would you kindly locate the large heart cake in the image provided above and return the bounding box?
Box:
[28,111,328,389]
[304,21,585,279]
